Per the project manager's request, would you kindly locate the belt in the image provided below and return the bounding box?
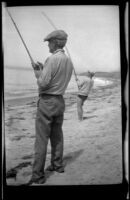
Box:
[39,93,62,98]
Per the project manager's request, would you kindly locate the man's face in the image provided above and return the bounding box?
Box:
[48,40,56,53]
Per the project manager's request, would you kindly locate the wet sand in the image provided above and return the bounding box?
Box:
[4,78,123,185]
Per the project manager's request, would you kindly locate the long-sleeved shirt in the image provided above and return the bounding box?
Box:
[77,77,94,96]
[37,49,73,95]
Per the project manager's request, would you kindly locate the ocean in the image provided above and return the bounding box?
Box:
[4,67,113,100]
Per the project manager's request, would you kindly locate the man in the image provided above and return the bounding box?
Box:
[76,71,95,121]
[28,30,73,185]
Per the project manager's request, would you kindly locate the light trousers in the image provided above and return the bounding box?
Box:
[32,94,65,180]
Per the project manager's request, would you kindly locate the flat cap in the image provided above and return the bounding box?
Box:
[44,30,68,41]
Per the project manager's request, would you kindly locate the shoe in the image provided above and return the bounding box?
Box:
[46,165,54,171]
[46,165,64,173]
[27,177,46,185]
[55,167,64,173]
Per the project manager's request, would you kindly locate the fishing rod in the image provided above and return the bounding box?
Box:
[42,11,80,89]
[6,8,36,69]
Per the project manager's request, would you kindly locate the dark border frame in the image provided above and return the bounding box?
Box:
[1,1,128,199]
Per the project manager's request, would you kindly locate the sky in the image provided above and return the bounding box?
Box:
[3,4,120,73]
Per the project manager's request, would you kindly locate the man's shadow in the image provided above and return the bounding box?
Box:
[45,149,84,179]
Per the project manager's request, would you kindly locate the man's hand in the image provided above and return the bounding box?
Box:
[31,62,38,70]
[31,62,44,70]
[32,62,43,79]
[37,62,44,70]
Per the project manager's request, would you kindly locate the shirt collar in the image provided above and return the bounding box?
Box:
[53,49,65,54]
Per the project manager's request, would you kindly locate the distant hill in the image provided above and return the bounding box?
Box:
[5,66,32,71]
[79,71,121,79]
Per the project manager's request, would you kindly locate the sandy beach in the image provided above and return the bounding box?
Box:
[4,77,122,185]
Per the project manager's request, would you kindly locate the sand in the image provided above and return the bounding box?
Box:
[4,78,123,185]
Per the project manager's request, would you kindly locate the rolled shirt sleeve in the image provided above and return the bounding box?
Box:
[37,57,53,89]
